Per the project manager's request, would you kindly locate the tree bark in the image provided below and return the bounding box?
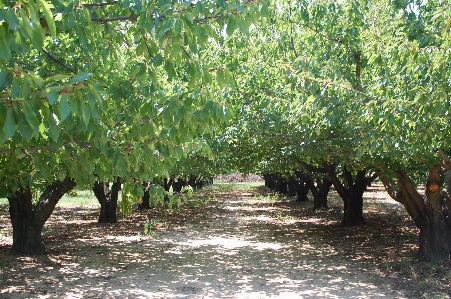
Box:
[287,177,298,197]
[325,164,377,226]
[7,177,76,254]
[264,174,277,190]
[93,177,121,223]
[296,171,331,209]
[172,178,186,194]
[380,168,451,260]
[138,182,151,210]
[277,177,288,194]
[311,177,332,210]
[295,180,309,203]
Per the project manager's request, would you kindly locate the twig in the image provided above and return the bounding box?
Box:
[91,14,139,23]
[0,145,53,156]
[82,1,118,8]
[42,48,77,74]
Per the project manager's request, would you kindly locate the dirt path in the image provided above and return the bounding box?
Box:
[0,184,411,298]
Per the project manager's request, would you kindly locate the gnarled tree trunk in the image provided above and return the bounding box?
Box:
[325,165,377,227]
[311,177,332,210]
[381,167,451,260]
[93,177,121,223]
[7,177,76,254]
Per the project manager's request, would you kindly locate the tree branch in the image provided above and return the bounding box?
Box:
[437,147,451,168]
[0,146,53,156]
[293,158,326,173]
[81,1,118,8]
[42,48,77,74]
[91,14,139,23]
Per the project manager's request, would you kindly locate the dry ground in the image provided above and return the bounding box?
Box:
[0,183,450,298]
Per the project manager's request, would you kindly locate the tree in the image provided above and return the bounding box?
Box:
[284,0,451,259]
[93,177,121,223]
[214,0,450,259]
[360,1,451,260]
[0,0,269,254]
[7,177,76,254]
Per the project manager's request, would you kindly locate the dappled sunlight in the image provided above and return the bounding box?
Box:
[177,236,284,251]
[0,184,419,298]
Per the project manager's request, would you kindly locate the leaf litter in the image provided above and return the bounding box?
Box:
[0,183,450,298]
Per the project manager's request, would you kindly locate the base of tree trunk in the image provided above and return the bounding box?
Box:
[8,178,76,255]
[93,178,121,224]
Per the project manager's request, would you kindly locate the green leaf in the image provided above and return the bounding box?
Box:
[81,103,90,127]
[152,54,163,67]
[3,108,16,139]
[164,60,177,81]
[159,18,175,37]
[69,72,91,84]
[22,101,40,136]
[37,0,56,37]
[226,17,237,36]
[58,94,71,121]
[216,69,226,88]
[48,114,60,141]
[45,74,70,83]
[47,89,59,105]
[237,16,249,36]
[261,2,271,19]
[173,19,182,37]
[18,117,33,141]
[11,79,21,98]
[7,9,19,32]
[0,70,13,90]
[0,35,11,62]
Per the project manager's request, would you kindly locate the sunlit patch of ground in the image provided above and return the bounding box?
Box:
[0,183,450,298]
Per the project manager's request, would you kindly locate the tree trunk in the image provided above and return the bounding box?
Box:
[277,178,288,194]
[287,177,298,197]
[295,180,309,203]
[381,167,451,260]
[325,165,377,227]
[138,182,151,210]
[296,171,331,209]
[341,191,365,226]
[172,178,185,194]
[7,177,76,254]
[93,177,121,223]
[310,177,332,210]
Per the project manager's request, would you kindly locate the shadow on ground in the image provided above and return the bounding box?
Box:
[0,184,431,298]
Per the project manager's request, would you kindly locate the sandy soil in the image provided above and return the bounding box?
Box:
[0,184,418,298]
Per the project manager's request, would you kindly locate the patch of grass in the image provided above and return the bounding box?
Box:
[1,190,99,208]
[275,211,291,221]
[187,194,215,207]
[255,193,279,202]
[57,190,100,208]
[0,198,8,206]
[214,182,263,192]
[143,218,167,237]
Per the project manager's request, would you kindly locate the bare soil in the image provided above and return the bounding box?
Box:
[0,184,450,298]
